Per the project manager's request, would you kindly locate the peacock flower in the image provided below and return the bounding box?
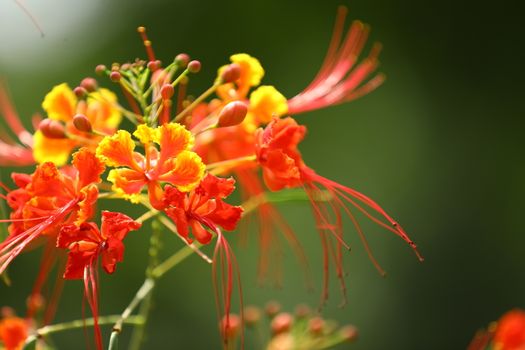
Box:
[57,211,141,349]
[493,309,525,350]
[255,117,422,303]
[163,173,243,244]
[0,315,28,350]
[96,123,205,210]
[216,53,264,102]
[34,83,121,165]
[287,6,385,115]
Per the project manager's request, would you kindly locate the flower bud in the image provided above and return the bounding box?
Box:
[80,77,98,92]
[160,84,175,100]
[308,317,325,335]
[271,313,293,334]
[220,313,241,339]
[95,64,107,75]
[220,63,241,83]
[110,71,121,82]
[73,86,87,98]
[175,53,190,68]
[147,60,161,71]
[243,306,262,326]
[188,60,201,73]
[1,307,15,318]
[340,325,358,342]
[294,304,311,318]
[265,301,281,318]
[72,114,92,132]
[217,101,247,127]
[39,119,66,139]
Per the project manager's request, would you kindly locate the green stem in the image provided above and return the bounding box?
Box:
[23,315,143,349]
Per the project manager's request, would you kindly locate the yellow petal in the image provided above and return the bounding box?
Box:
[158,123,194,161]
[32,130,76,165]
[133,124,159,145]
[87,88,122,131]
[158,150,205,192]
[42,83,77,122]
[249,85,288,124]
[96,130,139,169]
[230,53,265,87]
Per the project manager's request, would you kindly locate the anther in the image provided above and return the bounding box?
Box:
[39,119,66,139]
[72,114,92,132]
[220,63,241,83]
[217,101,247,127]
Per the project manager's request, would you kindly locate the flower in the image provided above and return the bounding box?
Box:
[96,123,205,209]
[164,173,243,244]
[0,316,27,350]
[56,211,141,350]
[33,83,121,165]
[493,309,525,350]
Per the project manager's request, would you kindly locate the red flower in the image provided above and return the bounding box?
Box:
[494,309,525,350]
[164,173,243,244]
[0,316,28,350]
[255,117,422,303]
[56,211,141,350]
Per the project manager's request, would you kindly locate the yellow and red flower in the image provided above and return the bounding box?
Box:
[96,123,205,209]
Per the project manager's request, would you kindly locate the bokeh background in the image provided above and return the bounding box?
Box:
[1,0,524,349]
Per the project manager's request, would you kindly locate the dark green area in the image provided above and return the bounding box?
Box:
[1,0,524,349]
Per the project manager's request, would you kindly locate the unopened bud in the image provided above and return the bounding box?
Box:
[271,313,293,334]
[220,314,241,339]
[73,114,92,132]
[175,53,190,67]
[26,293,45,314]
[265,301,281,318]
[95,64,107,75]
[295,304,311,318]
[188,60,201,73]
[121,63,131,70]
[73,86,87,98]
[217,101,247,127]
[243,306,262,326]
[340,325,358,342]
[308,317,325,335]
[147,60,161,71]
[160,84,174,100]
[1,307,15,318]
[220,63,241,83]
[39,119,66,139]
[80,77,97,92]
[110,71,121,82]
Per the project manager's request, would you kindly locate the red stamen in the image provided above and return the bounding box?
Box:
[137,27,156,64]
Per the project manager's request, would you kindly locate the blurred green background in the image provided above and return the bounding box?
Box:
[1,0,524,349]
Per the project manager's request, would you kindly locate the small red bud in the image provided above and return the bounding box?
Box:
[110,71,121,82]
[243,306,262,326]
[308,317,325,335]
[217,101,247,127]
[160,84,175,100]
[80,77,97,92]
[265,301,281,318]
[147,60,160,71]
[175,53,190,67]
[1,307,15,318]
[72,114,92,132]
[73,86,87,98]
[39,119,66,139]
[188,60,201,73]
[95,64,107,75]
[295,304,311,318]
[121,63,131,70]
[340,325,358,342]
[220,314,241,339]
[220,63,241,83]
[271,313,294,335]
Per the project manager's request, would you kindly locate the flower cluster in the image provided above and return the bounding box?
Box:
[0,7,420,349]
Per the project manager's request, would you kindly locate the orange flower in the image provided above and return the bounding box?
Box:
[494,310,525,350]
[97,123,205,210]
[0,316,27,350]
[34,83,121,165]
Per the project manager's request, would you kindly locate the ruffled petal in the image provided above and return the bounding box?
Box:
[158,150,205,192]
[97,130,140,169]
[33,130,77,166]
[41,83,77,122]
